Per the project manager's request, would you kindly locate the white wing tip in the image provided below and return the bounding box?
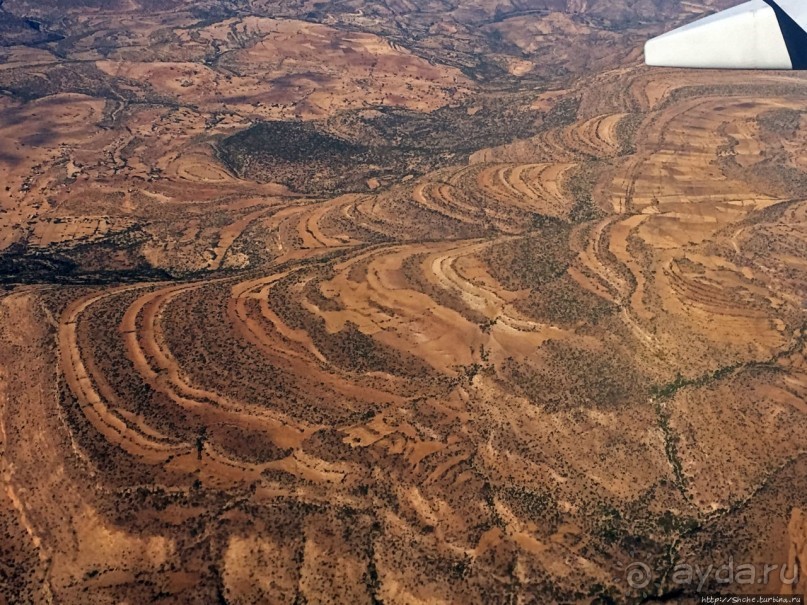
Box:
[644,0,795,70]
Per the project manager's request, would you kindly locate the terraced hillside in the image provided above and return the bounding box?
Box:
[2,0,807,603]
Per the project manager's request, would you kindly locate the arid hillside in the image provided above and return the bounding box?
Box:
[1,0,807,603]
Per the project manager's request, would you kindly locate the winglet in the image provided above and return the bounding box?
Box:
[645,0,807,69]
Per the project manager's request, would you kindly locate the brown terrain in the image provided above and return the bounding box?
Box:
[2,0,807,603]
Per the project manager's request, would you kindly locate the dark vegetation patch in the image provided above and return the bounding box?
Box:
[303,428,376,467]
[327,97,541,158]
[0,247,171,285]
[218,120,402,195]
[615,112,643,155]
[717,117,807,200]
[208,424,293,464]
[0,229,171,285]
[660,84,807,110]
[757,108,802,138]
[564,161,607,222]
[217,97,541,195]
[746,154,807,198]
[504,339,648,412]
[217,120,383,194]
[0,8,63,46]
[77,288,201,442]
[539,96,580,131]
[0,62,170,103]
[483,225,572,292]
[499,485,562,533]
[516,273,617,327]
[483,226,616,326]
[57,372,172,489]
[158,282,339,425]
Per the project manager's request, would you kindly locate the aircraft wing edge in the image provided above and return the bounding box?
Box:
[645,0,807,70]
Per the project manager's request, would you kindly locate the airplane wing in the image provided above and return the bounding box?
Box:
[645,0,807,69]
